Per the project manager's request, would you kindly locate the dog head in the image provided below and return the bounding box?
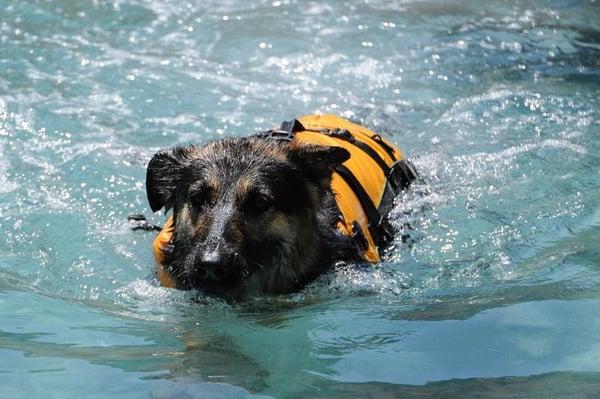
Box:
[146,137,350,295]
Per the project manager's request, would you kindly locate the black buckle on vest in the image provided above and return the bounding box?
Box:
[388,160,418,192]
[371,216,395,248]
[256,118,305,141]
[351,221,369,253]
[281,119,305,134]
[263,130,296,141]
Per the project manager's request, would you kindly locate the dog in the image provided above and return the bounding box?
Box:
[144,115,416,298]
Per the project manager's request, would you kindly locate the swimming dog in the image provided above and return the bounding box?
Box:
[144,115,416,297]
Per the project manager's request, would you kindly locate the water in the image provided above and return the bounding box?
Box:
[1,0,599,397]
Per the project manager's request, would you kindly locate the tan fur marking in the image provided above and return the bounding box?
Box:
[235,175,256,203]
[205,172,220,195]
[178,204,193,230]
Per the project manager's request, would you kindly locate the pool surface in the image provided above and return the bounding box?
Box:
[1,0,599,397]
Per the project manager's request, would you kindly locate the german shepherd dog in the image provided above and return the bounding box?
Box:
[145,125,413,298]
[146,138,356,297]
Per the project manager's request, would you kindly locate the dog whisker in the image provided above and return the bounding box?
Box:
[252,261,265,270]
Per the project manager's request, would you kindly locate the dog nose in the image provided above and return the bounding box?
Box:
[195,251,230,281]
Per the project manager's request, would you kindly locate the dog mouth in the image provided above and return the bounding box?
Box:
[188,274,240,294]
[178,253,253,294]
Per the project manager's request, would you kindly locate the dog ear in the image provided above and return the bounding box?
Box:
[146,146,192,212]
[288,144,350,183]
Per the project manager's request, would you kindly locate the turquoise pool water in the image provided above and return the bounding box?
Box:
[1,0,599,397]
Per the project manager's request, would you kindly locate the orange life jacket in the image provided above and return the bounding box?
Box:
[153,216,176,288]
[152,114,416,288]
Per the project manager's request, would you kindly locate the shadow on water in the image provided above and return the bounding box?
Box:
[4,315,600,399]
[0,323,271,393]
[303,372,600,399]
[0,275,272,392]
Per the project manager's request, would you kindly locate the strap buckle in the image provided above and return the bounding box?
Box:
[350,221,369,253]
[256,118,305,141]
[388,160,418,191]
[370,216,396,249]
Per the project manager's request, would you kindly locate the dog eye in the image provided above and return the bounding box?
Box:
[189,185,212,208]
[246,191,273,214]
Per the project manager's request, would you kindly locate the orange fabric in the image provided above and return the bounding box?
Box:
[152,216,177,288]
[152,114,405,284]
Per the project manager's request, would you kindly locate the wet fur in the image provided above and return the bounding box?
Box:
[146,137,359,297]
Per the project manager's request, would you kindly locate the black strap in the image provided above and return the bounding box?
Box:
[334,164,395,248]
[370,134,398,161]
[378,159,418,216]
[350,221,369,254]
[326,129,391,177]
[388,159,418,191]
[388,159,417,194]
